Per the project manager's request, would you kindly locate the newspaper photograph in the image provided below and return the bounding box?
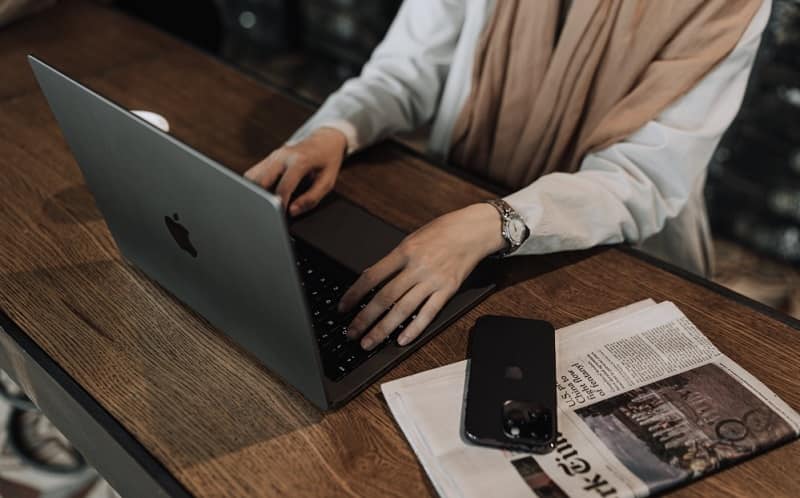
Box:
[575,363,796,495]
[382,300,800,498]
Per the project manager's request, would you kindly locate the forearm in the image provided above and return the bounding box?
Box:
[504,168,683,256]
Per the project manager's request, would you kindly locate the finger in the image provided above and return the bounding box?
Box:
[338,250,406,313]
[245,150,287,189]
[275,156,312,209]
[396,289,454,346]
[246,150,286,185]
[243,153,271,181]
[346,270,418,340]
[359,284,432,350]
[289,167,336,216]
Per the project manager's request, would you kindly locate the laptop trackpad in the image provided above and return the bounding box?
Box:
[290,197,406,273]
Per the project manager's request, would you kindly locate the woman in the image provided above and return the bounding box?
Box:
[246,0,770,351]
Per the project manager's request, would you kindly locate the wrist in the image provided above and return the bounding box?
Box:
[465,203,508,257]
[311,127,348,157]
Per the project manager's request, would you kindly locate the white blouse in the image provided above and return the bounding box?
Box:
[289,0,771,276]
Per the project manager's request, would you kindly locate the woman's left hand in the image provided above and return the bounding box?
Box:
[338,203,507,350]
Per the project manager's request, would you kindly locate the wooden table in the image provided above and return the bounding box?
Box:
[1,2,799,497]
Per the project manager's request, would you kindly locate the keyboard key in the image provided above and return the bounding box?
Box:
[293,237,390,382]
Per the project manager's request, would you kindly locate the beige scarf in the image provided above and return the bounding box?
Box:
[450,0,762,190]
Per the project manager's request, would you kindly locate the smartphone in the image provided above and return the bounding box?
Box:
[462,315,557,453]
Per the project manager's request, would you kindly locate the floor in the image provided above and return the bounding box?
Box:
[0,372,119,498]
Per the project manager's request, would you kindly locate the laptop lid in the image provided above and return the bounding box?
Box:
[28,56,329,409]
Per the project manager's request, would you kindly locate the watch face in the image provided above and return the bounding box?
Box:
[507,218,527,245]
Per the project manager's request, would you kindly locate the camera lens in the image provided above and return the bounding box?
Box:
[504,408,525,438]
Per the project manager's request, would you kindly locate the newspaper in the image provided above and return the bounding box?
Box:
[382,300,800,498]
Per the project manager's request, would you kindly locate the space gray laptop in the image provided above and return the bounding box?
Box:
[29,55,494,410]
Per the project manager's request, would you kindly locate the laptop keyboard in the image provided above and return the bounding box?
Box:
[293,238,415,382]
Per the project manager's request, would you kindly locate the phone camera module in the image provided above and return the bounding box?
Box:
[503,400,553,442]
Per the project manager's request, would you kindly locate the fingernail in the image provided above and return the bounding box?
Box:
[397,334,409,346]
[361,337,373,350]
[289,205,300,216]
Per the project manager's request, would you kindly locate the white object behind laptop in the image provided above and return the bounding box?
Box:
[131,110,169,132]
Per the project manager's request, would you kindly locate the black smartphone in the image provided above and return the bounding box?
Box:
[462,315,557,453]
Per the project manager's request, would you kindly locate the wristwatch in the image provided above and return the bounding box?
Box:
[484,199,530,256]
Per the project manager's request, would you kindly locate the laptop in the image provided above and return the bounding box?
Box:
[28,56,495,410]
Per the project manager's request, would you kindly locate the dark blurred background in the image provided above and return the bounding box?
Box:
[114,0,403,103]
[706,0,800,264]
[113,0,800,314]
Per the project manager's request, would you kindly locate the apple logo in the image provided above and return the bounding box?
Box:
[164,213,197,258]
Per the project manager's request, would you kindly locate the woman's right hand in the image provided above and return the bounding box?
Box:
[244,127,348,217]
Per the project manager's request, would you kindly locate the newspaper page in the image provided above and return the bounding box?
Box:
[382,300,800,498]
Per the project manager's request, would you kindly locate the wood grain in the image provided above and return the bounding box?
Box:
[1,1,799,497]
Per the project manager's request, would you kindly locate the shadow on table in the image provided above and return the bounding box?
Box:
[1,259,323,468]
[494,247,603,292]
[42,184,103,225]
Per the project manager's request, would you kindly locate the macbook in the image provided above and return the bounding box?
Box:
[29,55,495,410]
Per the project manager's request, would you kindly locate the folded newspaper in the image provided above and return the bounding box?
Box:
[382,300,800,498]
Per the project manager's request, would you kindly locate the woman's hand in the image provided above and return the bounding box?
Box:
[244,128,347,216]
[339,203,507,350]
